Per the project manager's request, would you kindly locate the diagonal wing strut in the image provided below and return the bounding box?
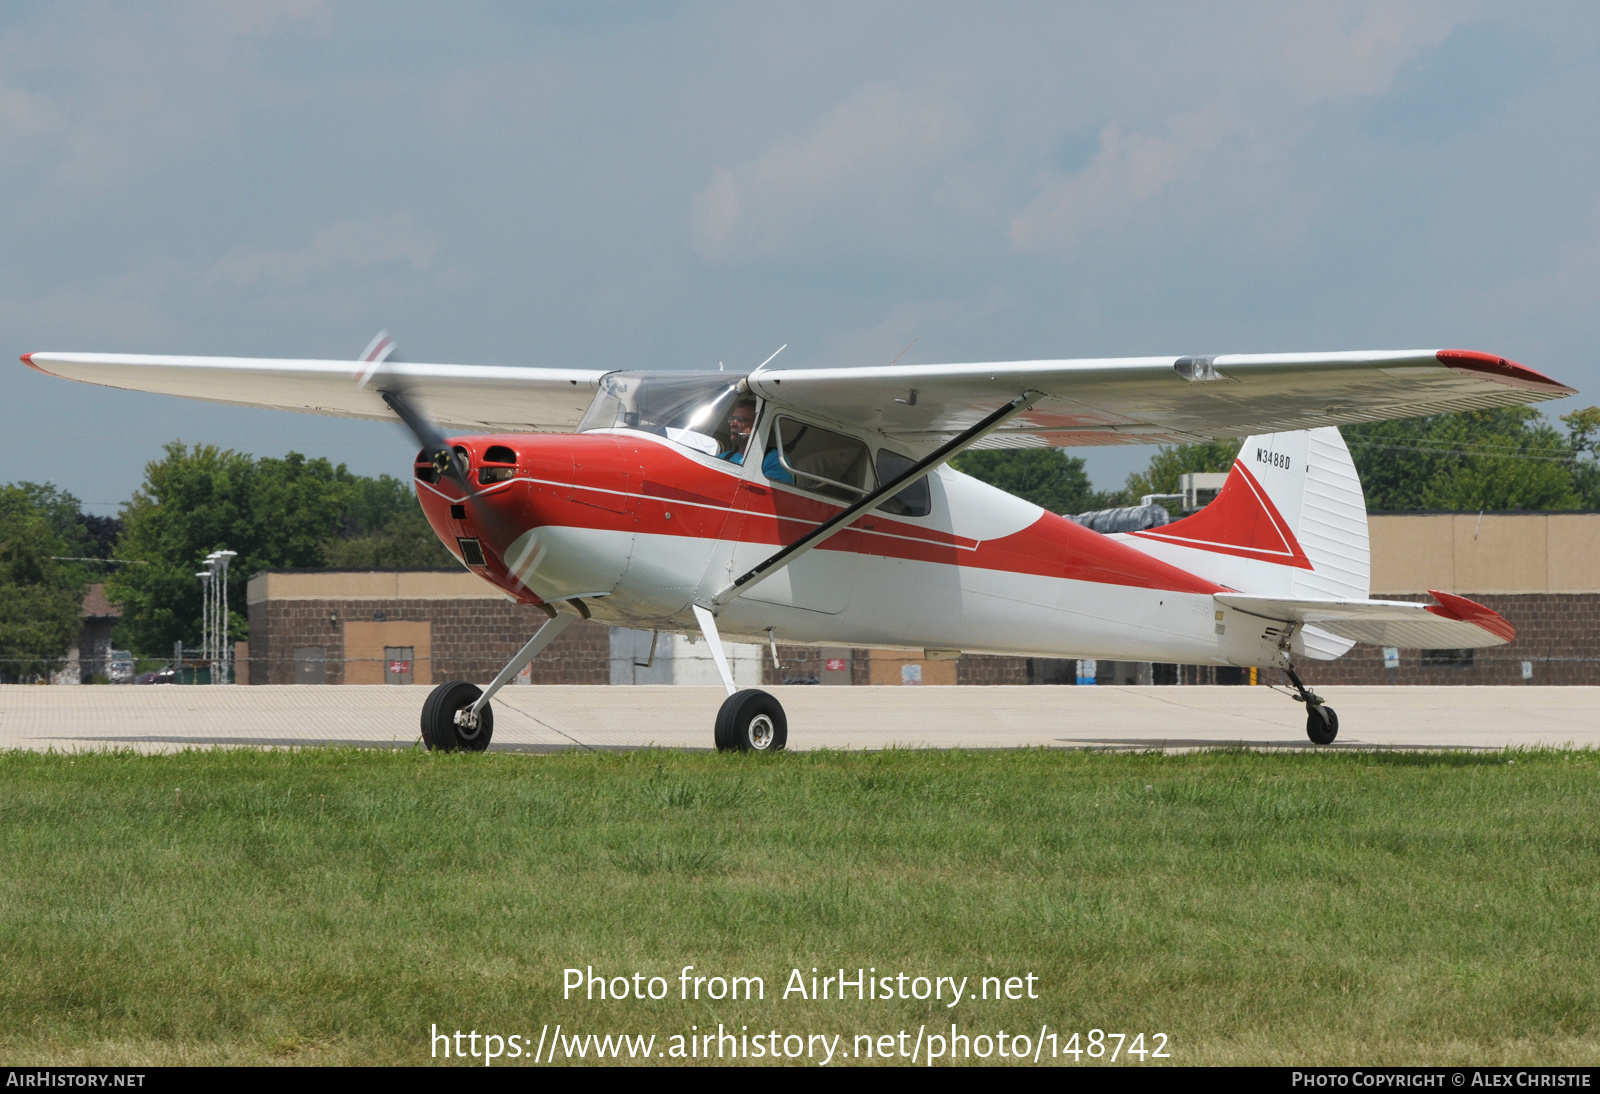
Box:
[706,390,1041,610]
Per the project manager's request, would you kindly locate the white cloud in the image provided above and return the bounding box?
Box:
[1007,106,1238,258]
[210,214,438,287]
[1006,5,1459,260]
[691,83,966,261]
[0,0,333,192]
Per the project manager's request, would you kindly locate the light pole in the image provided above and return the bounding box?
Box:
[198,549,238,684]
[213,550,236,683]
[195,571,211,684]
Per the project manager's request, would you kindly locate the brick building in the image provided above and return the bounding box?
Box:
[244,570,612,686]
[1311,512,1600,686]
[244,513,1600,688]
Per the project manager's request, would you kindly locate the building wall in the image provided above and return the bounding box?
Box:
[247,583,611,685]
[608,627,765,687]
[1369,513,1600,594]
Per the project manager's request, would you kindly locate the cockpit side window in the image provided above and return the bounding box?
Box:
[875,450,932,517]
[768,417,876,502]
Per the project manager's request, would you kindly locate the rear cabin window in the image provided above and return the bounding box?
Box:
[875,450,932,517]
[769,417,875,502]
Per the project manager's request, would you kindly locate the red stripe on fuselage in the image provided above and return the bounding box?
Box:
[417,432,1224,596]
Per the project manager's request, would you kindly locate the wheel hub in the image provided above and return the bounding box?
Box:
[747,713,775,750]
[454,706,482,739]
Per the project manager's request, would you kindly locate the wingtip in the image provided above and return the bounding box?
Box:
[19,352,42,373]
[1426,589,1517,643]
[1437,350,1578,395]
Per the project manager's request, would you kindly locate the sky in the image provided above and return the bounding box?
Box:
[5,1,1599,514]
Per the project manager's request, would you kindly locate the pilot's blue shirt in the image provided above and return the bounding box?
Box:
[724,447,794,484]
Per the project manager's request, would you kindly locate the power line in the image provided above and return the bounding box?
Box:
[1341,438,1583,464]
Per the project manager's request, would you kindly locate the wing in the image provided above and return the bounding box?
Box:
[21,352,605,433]
[1217,589,1515,649]
[746,349,1576,450]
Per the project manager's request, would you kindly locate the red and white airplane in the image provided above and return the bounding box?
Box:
[24,341,1575,750]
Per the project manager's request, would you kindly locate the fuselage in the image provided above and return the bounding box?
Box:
[415,428,1292,669]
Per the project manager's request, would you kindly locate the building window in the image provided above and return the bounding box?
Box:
[1420,648,1475,669]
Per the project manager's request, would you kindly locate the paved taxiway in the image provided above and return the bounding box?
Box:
[0,684,1595,752]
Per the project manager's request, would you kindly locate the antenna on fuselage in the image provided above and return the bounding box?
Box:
[753,344,787,374]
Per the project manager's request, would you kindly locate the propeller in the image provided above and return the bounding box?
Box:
[360,332,525,581]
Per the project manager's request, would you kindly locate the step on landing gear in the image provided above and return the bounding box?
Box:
[694,603,787,753]
[1285,664,1338,745]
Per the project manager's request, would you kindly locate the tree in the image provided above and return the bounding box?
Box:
[1113,407,1598,517]
[108,445,462,655]
[321,474,457,568]
[109,444,358,655]
[950,449,1115,514]
[0,484,89,682]
[1342,408,1580,512]
[1562,406,1600,510]
[1120,439,1243,515]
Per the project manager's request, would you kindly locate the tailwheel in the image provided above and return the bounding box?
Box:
[421,680,495,752]
[1284,663,1337,745]
[1306,704,1339,746]
[715,689,787,753]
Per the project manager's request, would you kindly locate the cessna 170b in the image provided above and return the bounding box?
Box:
[23,340,1575,750]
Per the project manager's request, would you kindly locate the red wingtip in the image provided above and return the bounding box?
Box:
[1437,350,1577,395]
[19,353,43,373]
[1426,589,1517,643]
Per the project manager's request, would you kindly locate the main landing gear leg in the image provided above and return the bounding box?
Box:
[1284,664,1339,745]
[421,611,576,752]
[693,603,787,753]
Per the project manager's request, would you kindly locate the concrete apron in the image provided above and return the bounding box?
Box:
[1,685,1597,753]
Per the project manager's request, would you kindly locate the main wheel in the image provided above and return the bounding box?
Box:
[714,689,787,753]
[1305,704,1339,745]
[421,680,495,752]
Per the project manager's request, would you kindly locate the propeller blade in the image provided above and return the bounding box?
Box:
[360,333,523,580]
[379,385,470,492]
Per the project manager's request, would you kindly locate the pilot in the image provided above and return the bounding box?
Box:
[720,399,794,483]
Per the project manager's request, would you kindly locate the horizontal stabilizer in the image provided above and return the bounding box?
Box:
[1216,589,1515,649]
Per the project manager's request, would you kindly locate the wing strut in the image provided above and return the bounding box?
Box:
[708,390,1041,609]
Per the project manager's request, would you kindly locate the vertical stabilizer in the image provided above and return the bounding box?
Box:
[1115,427,1370,655]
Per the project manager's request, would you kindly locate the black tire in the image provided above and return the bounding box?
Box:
[1306,704,1338,745]
[714,689,787,753]
[421,680,494,752]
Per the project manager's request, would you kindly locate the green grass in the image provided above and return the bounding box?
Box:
[1,746,1597,1066]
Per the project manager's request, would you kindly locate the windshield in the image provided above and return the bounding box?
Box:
[579,372,751,456]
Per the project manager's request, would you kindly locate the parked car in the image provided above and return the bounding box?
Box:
[109,650,135,684]
[136,664,178,685]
